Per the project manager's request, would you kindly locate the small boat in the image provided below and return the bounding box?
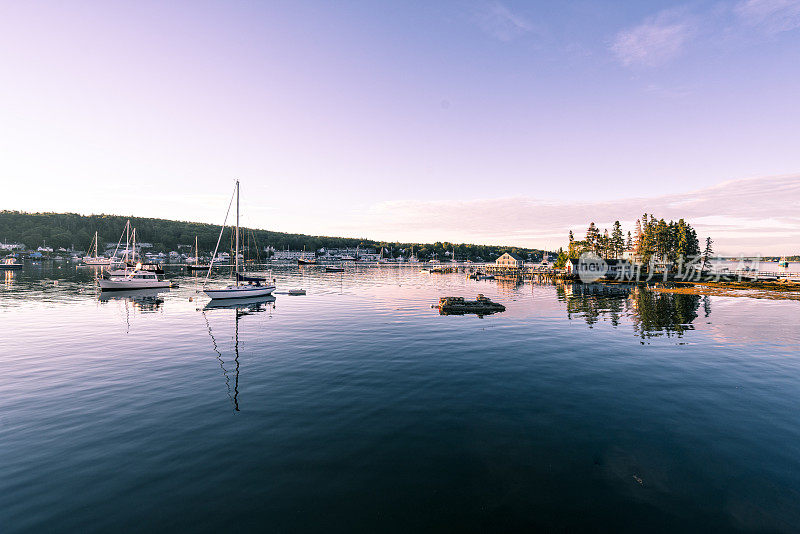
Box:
[778,256,789,268]
[325,266,344,273]
[287,288,306,295]
[99,269,171,290]
[0,257,22,270]
[297,257,317,265]
[83,231,114,265]
[204,180,276,300]
[186,236,210,272]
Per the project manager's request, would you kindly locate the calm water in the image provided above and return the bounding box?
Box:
[2,263,800,532]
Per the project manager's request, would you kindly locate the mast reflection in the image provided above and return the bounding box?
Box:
[202,295,275,412]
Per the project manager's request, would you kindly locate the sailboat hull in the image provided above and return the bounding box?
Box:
[204,285,276,299]
[99,279,171,290]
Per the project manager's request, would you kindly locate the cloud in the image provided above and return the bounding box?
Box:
[734,0,800,34]
[610,10,694,67]
[332,174,800,256]
[475,2,533,42]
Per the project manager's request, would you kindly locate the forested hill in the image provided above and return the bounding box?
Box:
[0,211,543,261]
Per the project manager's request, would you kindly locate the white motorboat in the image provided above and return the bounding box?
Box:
[99,269,171,290]
[204,180,276,300]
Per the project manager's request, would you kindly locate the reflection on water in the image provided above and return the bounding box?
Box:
[202,296,276,412]
[98,288,168,312]
[2,264,800,532]
[558,283,707,338]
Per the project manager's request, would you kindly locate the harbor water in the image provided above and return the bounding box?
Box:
[2,263,800,532]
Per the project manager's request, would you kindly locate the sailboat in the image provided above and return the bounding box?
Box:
[297,246,317,265]
[204,180,276,300]
[187,236,210,272]
[83,231,114,266]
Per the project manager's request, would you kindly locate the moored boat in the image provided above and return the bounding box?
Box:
[203,180,276,300]
[0,257,22,270]
[99,269,171,290]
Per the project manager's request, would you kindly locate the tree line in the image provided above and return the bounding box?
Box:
[0,211,545,261]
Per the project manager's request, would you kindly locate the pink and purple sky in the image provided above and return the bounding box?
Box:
[1,1,798,254]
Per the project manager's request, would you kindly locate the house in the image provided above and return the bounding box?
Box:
[495,252,524,269]
[273,249,315,261]
[565,258,634,279]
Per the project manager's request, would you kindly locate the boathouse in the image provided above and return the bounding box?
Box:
[496,252,524,269]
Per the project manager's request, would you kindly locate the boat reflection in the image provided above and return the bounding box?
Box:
[557,283,704,338]
[202,295,276,411]
[203,295,276,312]
[98,287,168,312]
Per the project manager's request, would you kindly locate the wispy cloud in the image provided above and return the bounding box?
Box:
[734,0,800,34]
[475,1,533,42]
[610,10,694,67]
[331,175,800,256]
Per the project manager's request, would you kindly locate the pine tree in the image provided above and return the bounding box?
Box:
[634,219,643,255]
[586,222,600,255]
[701,237,714,271]
[611,221,624,258]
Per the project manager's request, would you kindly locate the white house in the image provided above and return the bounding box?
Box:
[273,249,315,261]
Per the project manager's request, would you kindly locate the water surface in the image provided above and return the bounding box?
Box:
[2,263,799,532]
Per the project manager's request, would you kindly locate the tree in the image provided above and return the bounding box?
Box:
[634,218,643,255]
[610,221,624,259]
[626,231,632,250]
[585,222,600,255]
[701,237,713,272]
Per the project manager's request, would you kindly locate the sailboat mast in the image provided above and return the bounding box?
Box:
[196,236,199,265]
[95,231,98,260]
[235,180,240,287]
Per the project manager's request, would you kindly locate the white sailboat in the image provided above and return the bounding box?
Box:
[83,231,114,265]
[204,180,275,300]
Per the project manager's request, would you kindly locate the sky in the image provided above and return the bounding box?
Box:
[1,0,799,255]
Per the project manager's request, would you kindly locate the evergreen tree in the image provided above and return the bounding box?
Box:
[701,237,714,271]
[634,218,643,254]
[585,222,600,255]
[610,221,624,258]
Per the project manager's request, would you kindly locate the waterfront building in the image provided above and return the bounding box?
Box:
[273,249,315,261]
[495,252,524,269]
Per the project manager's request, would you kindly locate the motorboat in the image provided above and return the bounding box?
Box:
[99,269,171,290]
